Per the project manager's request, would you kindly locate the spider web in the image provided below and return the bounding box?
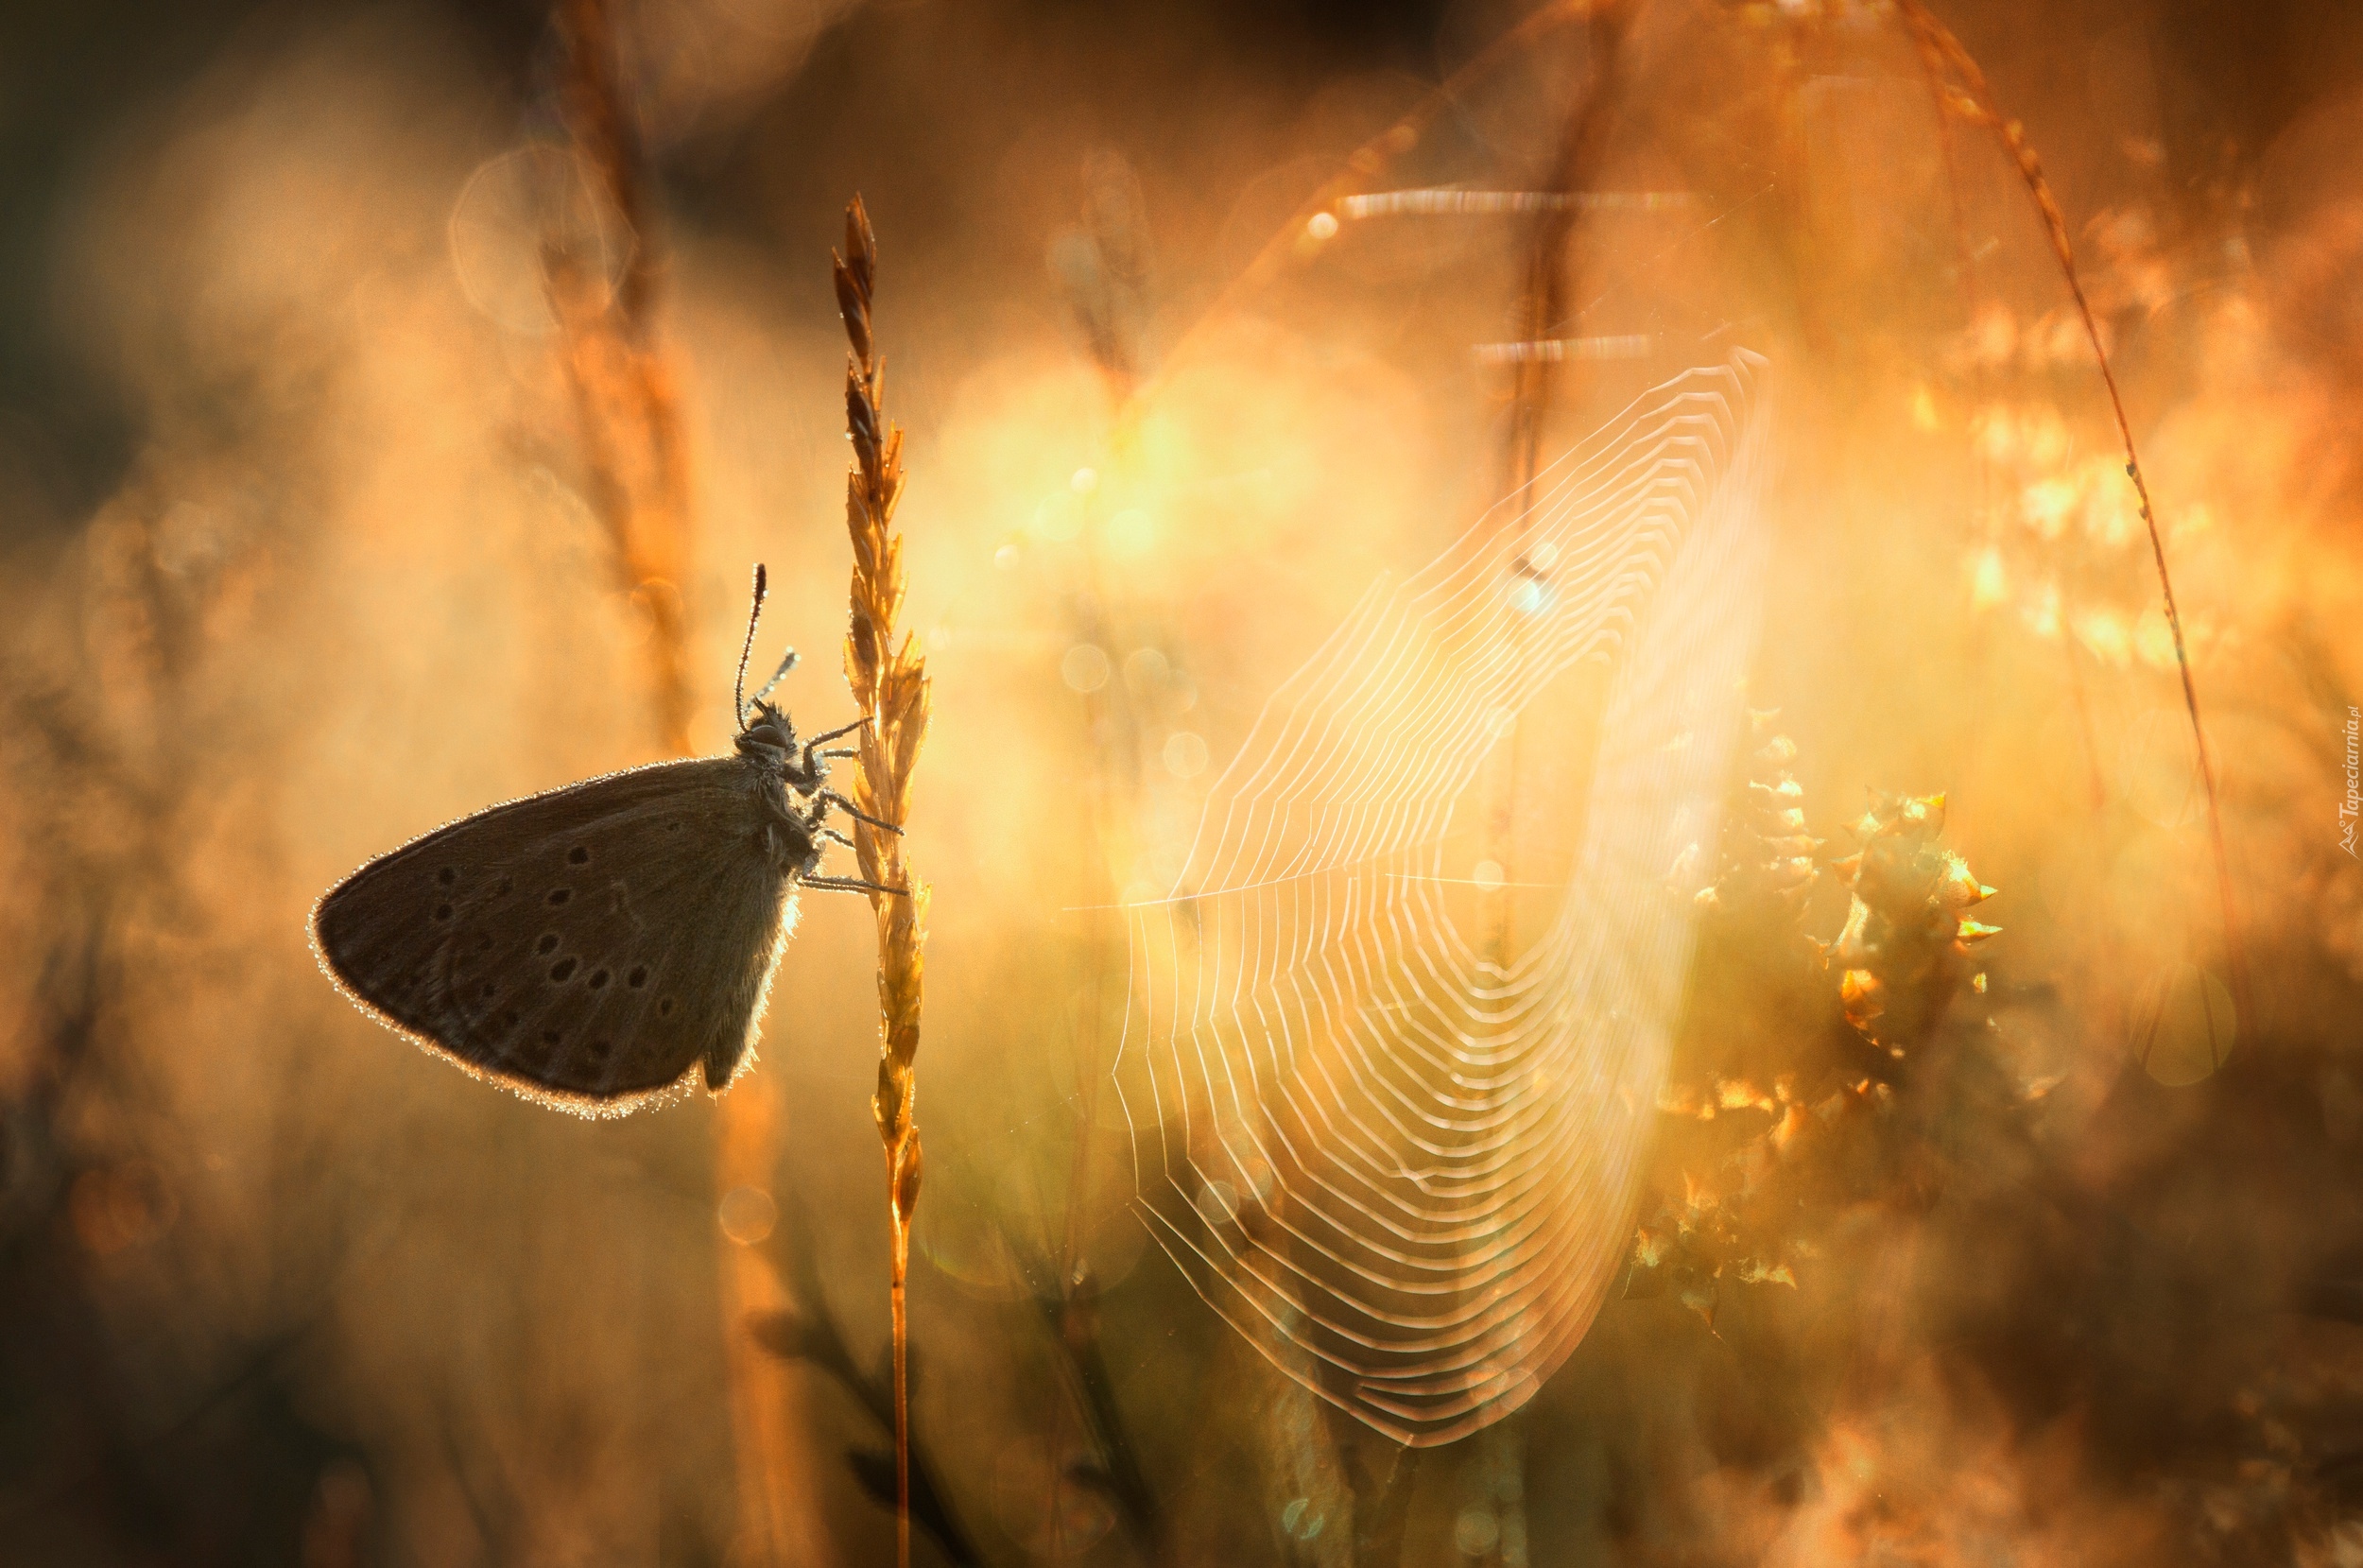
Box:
[1113,351,1772,1445]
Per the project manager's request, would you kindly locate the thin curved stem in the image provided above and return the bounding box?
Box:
[1898,0,2250,1032]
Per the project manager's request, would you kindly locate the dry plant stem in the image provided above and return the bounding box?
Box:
[716,1077,832,1565]
[1481,3,1636,970]
[1898,0,2251,1030]
[546,5,826,1557]
[750,1217,983,1562]
[550,0,694,756]
[1504,0,1638,497]
[837,195,931,1568]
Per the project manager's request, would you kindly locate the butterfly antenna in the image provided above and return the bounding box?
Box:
[753,646,800,708]
[734,563,768,731]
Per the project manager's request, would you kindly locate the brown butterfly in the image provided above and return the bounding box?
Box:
[311,565,902,1115]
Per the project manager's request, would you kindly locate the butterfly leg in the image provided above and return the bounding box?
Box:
[804,874,911,898]
[803,717,871,748]
[800,718,873,784]
[819,825,858,851]
[817,789,902,835]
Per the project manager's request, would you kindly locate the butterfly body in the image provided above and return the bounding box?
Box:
[313,681,894,1115]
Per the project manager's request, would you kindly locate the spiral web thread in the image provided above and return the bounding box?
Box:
[1113,353,1772,1445]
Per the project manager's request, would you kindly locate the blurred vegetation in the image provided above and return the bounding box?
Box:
[3,1,2363,1565]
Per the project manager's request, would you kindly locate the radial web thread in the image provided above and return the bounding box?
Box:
[1113,353,1773,1445]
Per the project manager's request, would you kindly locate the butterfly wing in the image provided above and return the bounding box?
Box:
[312,756,796,1113]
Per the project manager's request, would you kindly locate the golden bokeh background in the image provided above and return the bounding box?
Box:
[2,0,2361,1562]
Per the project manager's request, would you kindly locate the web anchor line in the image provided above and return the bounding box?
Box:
[1335,189,1699,219]
[1113,353,1774,1447]
[1473,336,1658,365]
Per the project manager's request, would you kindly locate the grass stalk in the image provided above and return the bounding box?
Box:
[1898,0,2251,1034]
[548,0,695,758]
[716,1078,833,1564]
[542,7,833,1559]
[1481,0,1638,980]
[835,195,931,1568]
[750,1213,981,1562]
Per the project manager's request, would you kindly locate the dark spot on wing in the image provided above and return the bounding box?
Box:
[537,934,560,956]
[550,957,578,983]
[547,888,571,906]
[438,867,457,886]
[589,969,609,990]
[434,903,453,921]
[479,982,495,999]
[659,997,675,1017]
[627,966,647,989]
[493,877,512,897]
[568,846,590,865]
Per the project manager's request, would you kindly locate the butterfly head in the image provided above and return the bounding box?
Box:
[737,699,837,798]
[736,699,796,762]
[732,573,847,799]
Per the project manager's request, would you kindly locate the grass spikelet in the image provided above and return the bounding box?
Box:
[835,194,932,1568]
